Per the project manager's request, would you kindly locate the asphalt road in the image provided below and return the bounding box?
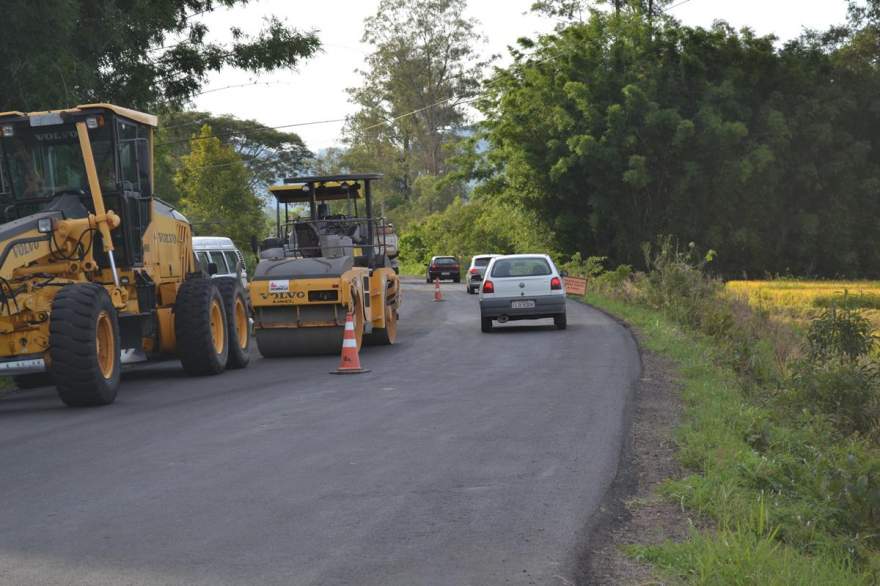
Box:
[0,278,640,586]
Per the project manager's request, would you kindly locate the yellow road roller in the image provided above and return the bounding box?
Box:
[250,174,401,356]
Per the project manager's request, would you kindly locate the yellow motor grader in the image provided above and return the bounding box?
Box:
[0,104,251,406]
[250,174,401,356]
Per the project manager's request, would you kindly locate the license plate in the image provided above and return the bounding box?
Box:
[511,300,535,309]
[441,272,451,277]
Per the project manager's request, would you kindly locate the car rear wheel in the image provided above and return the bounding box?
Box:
[554,313,567,330]
[481,317,493,333]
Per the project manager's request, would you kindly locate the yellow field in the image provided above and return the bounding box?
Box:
[726,280,880,330]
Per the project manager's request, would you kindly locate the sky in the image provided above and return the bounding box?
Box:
[192,0,850,152]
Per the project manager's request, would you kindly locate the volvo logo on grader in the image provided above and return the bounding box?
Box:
[155,232,179,244]
[12,241,42,258]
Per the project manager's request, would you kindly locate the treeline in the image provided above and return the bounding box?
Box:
[399,0,880,279]
[0,1,320,253]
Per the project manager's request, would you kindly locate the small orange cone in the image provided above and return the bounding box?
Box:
[331,312,370,375]
[433,277,444,302]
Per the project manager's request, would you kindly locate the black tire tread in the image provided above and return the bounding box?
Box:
[174,278,228,376]
[49,283,120,407]
[13,372,52,389]
[555,313,567,330]
[214,277,251,369]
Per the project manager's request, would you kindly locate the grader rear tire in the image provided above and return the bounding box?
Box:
[49,283,121,407]
[215,277,251,369]
[174,278,229,376]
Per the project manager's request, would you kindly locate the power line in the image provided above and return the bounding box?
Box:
[664,0,696,11]
[162,94,481,175]
[157,94,477,146]
[192,80,295,97]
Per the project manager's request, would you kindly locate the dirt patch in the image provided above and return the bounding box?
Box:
[577,324,689,585]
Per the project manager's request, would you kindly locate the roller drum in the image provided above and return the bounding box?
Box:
[255,327,345,357]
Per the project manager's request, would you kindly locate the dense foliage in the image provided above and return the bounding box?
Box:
[154,111,312,206]
[0,0,320,111]
[173,125,266,248]
[475,6,880,277]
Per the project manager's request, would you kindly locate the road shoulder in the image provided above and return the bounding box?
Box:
[576,306,689,585]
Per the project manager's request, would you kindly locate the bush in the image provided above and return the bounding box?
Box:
[640,236,720,327]
[787,360,880,439]
[806,301,875,363]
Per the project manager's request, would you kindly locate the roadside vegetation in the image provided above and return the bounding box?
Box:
[573,240,880,584]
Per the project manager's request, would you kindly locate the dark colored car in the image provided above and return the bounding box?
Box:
[426,256,460,283]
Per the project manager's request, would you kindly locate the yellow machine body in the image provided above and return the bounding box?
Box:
[250,174,401,356]
[0,104,199,372]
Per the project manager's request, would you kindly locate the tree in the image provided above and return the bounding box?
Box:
[345,0,487,213]
[474,10,880,277]
[308,148,348,176]
[0,1,320,111]
[531,0,671,23]
[174,125,265,247]
[155,111,312,205]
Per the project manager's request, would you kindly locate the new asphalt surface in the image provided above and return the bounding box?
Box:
[0,278,640,585]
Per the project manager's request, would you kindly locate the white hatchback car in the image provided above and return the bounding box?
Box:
[478,254,566,332]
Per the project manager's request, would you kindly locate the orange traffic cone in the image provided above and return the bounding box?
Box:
[433,277,444,302]
[331,312,370,375]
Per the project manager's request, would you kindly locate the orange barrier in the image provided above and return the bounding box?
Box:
[564,276,587,296]
[433,277,444,302]
[330,311,370,375]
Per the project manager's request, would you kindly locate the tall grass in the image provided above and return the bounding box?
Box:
[579,238,880,584]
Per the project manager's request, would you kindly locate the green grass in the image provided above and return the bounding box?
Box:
[584,292,878,585]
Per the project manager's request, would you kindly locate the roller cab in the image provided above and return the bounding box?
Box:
[251,174,401,356]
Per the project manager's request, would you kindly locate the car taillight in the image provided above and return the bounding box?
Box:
[482,280,495,294]
[430,264,437,270]
[550,276,562,290]
[469,267,480,274]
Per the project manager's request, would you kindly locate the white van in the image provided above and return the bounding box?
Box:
[192,236,248,288]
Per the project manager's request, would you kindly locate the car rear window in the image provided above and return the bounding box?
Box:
[223,251,240,272]
[209,251,229,273]
[474,257,492,266]
[196,252,210,272]
[435,257,457,265]
[491,257,552,278]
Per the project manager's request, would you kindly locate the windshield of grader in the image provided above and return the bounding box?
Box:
[0,123,115,205]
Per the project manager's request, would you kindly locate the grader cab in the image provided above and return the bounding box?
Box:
[0,104,251,406]
[251,174,401,356]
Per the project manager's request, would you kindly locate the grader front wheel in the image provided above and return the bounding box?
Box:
[49,283,121,407]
